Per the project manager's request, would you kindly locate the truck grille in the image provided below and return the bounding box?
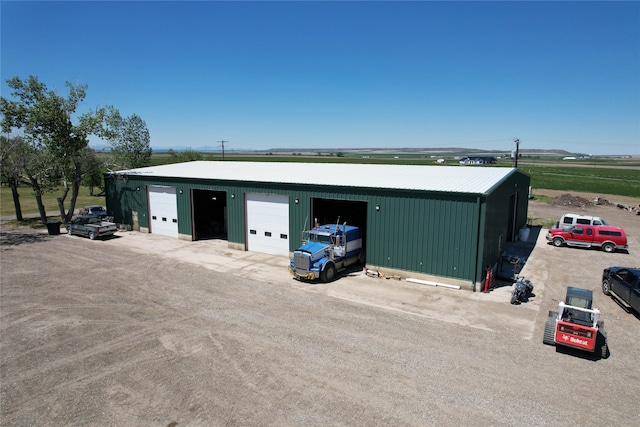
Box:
[293,253,311,271]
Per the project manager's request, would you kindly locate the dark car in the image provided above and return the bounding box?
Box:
[79,205,107,218]
[602,266,640,313]
[66,215,117,240]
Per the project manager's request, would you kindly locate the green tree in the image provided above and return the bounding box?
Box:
[102,108,152,169]
[1,78,63,222]
[167,148,203,163]
[0,75,109,223]
[80,147,105,196]
[0,135,28,220]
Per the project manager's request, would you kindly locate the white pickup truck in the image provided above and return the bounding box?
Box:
[66,215,117,240]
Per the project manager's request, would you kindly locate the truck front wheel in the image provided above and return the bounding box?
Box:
[321,263,336,283]
[552,238,563,247]
[89,231,96,240]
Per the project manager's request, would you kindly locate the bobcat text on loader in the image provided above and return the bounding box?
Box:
[289,221,363,283]
[543,286,609,359]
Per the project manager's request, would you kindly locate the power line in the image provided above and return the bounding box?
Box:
[217,140,229,161]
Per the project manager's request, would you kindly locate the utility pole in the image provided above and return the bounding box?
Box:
[513,138,520,168]
[217,140,228,161]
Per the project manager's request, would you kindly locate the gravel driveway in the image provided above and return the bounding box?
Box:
[1,194,639,426]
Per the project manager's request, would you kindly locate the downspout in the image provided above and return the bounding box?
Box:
[473,195,486,292]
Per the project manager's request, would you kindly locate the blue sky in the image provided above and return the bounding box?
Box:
[2,1,639,155]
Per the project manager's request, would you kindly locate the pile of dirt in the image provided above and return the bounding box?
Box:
[549,193,593,207]
[593,197,611,206]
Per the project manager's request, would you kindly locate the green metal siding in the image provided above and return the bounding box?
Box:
[364,191,480,280]
[480,170,530,282]
[286,186,481,281]
[104,175,149,227]
[104,169,530,284]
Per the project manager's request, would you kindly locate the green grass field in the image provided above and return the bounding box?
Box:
[0,185,105,220]
[151,153,640,198]
[2,155,638,222]
[518,164,640,196]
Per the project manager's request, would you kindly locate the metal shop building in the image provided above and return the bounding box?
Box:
[104,161,530,289]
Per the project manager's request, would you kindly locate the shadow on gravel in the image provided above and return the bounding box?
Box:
[555,343,610,362]
[606,296,640,320]
[66,233,122,241]
[544,242,630,256]
[0,230,52,249]
[293,263,367,285]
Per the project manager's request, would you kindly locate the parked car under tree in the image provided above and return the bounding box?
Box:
[66,216,117,240]
[79,205,108,218]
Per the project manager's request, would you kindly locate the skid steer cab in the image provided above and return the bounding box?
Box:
[543,286,609,358]
[289,222,363,283]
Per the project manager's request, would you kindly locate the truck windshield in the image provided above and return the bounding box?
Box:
[309,234,332,243]
[567,296,589,309]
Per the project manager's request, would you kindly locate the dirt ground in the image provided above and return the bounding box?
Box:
[1,191,639,426]
[526,189,640,226]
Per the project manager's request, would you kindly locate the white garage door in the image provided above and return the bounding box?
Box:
[246,193,289,256]
[148,186,178,238]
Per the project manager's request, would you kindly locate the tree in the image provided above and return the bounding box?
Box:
[0,75,108,223]
[167,148,203,163]
[81,148,105,195]
[0,135,28,220]
[1,78,64,223]
[102,108,152,170]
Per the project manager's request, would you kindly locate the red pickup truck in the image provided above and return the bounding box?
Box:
[546,224,628,253]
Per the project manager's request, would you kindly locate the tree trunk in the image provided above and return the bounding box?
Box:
[9,178,23,221]
[24,169,48,224]
[35,193,48,225]
[64,156,83,223]
[57,184,70,220]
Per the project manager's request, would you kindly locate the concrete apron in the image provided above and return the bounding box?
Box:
[98,229,544,339]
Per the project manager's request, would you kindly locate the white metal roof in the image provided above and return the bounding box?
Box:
[114,161,517,195]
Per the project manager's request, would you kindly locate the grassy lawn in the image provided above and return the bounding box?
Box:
[1,185,105,220]
[520,165,640,197]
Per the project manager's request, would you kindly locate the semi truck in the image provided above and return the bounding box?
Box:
[289,221,363,282]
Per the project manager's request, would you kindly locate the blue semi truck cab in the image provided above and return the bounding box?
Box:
[289,222,363,282]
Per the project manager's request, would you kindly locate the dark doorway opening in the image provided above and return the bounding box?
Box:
[192,190,227,240]
[310,198,368,260]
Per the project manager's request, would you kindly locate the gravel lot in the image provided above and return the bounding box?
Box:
[1,192,639,426]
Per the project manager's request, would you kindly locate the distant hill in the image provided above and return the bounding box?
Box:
[258,147,575,157]
[100,144,580,157]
